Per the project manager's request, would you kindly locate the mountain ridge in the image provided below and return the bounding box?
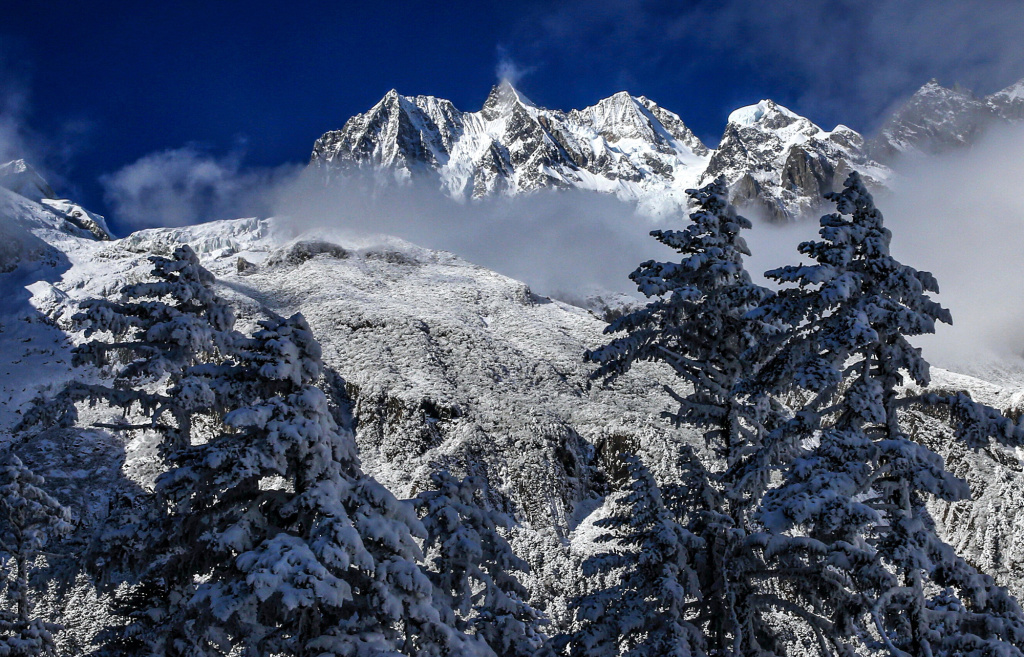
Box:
[310,82,886,221]
[311,76,1024,221]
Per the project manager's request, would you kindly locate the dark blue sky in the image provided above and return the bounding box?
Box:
[3,0,1024,227]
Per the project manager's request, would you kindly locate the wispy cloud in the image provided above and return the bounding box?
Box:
[100,146,301,232]
[0,53,89,195]
[269,172,667,301]
[878,123,1024,366]
[495,46,535,87]
[0,88,30,165]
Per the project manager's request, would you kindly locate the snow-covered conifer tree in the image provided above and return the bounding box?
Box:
[571,453,704,657]
[17,244,237,459]
[415,470,551,657]
[13,245,244,597]
[755,172,1024,656]
[104,314,483,657]
[0,456,72,657]
[586,177,771,458]
[585,178,804,654]
[69,244,237,452]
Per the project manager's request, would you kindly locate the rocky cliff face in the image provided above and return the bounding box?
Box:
[311,82,882,221]
[312,82,715,215]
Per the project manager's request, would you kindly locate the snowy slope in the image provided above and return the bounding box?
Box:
[988,78,1024,121]
[66,218,697,525]
[0,185,114,431]
[311,82,890,221]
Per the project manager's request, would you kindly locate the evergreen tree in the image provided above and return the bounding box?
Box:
[104,314,484,657]
[755,172,1024,656]
[415,470,551,657]
[0,456,72,657]
[69,244,237,453]
[570,454,704,657]
[586,177,771,458]
[16,244,237,456]
[585,178,807,655]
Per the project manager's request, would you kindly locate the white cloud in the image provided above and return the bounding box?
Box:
[269,171,668,301]
[100,146,301,231]
[495,47,535,88]
[877,123,1024,366]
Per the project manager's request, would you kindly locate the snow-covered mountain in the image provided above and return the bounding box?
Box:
[5,76,1024,650]
[699,99,888,221]
[0,193,699,643]
[872,78,1024,158]
[310,82,887,221]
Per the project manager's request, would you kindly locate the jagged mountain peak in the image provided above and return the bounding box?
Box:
[986,76,1024,121]
[913,78,979,102]
[311,84,887,221]
[991,77,1024,101]
[312,83,720,211]
[480,80,537,120]
[577,92,662,139]
[702,99,885,221]
[870,78,1007,159]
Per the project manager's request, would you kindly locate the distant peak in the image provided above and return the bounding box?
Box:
[602,91,645,108]
[990,77,1024,100]
[482,80,536,118]
[914,79,969,98]
[727,99,800,127]
[0,159,32,175]
[0,159,56,202]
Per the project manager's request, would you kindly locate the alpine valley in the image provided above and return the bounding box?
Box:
[4,76,1024,655]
